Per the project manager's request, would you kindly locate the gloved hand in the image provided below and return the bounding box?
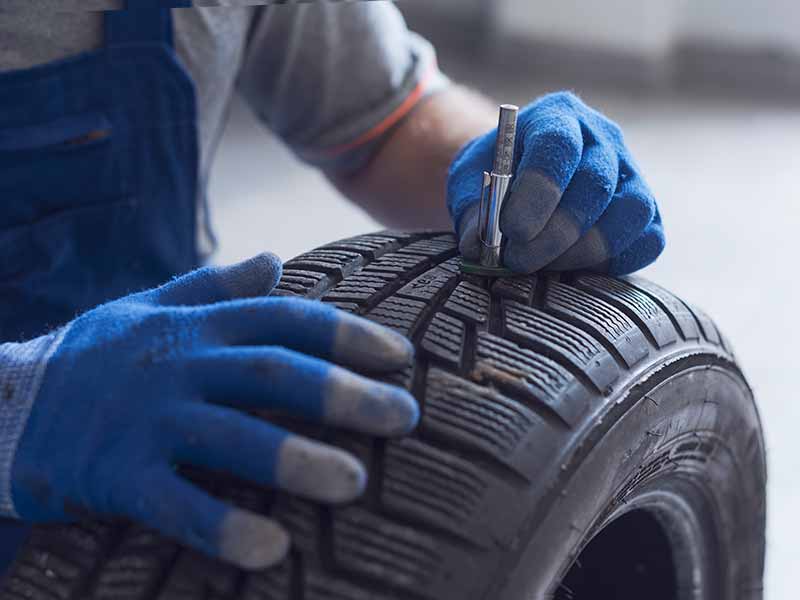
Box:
[0,253,417,570]
[448,91,664,275]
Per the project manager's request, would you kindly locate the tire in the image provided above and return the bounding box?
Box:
[0,231,766,600]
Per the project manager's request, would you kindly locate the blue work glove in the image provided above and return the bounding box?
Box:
[0,253,417,570]
[448,91,664,275]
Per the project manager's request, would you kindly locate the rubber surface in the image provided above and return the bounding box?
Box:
[0,231,766,599]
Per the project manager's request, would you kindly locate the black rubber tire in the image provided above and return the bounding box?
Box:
[0,231,766,600]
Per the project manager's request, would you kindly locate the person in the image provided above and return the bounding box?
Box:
[0,1,664,571]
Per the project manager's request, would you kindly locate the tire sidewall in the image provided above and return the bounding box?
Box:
[493,357,766,600]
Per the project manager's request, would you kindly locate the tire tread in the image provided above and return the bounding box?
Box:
[1,231,736,600]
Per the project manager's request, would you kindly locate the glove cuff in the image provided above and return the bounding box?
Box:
[0,326,70,518]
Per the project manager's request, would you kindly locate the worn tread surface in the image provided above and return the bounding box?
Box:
[0,231,754,600]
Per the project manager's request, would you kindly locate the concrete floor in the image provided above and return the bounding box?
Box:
[209,81,799,597]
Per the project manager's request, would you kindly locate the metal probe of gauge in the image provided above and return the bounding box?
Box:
[461,104,519,277]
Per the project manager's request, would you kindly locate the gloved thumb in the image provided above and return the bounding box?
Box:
[147,252,284,307]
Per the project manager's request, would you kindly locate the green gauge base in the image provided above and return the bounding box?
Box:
[460,260,516,278]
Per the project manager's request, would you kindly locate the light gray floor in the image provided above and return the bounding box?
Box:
[209,86,799,597]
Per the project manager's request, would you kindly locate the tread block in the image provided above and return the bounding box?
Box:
[2,575,65,600]
[333,434,375,477]
[437,257,463,275]
[28,522,111,569]
[271,496,319,556]
[305,567,396,600]
[381,438,525,548]
[576,275,678,349]
[382,364,414,391]
[156,550,239,600]
[397,235,457,258]
[624,276,701,341]
[324,301,360,313]
[331,506,483,599]
[240,559,292,600]
[366,297,427,337]
[397,266,458,303]
[491,276,536,304]
[423,368,562,481]
[504,300,619,392]
[88,528,177,599]
[421,312,465,368]
[274,269,329,298]
[10,552,83,600]
[382,438,486,534]
[1,521,115,599]
[323,271,396,303]
[422,367,539,462]
[332,507,439,589]
[363,252,429,276]
[474,332,589,427]
[322,232,412,260]
[444,281,489,324]
[286,249,364,278]
[545,282,649,368]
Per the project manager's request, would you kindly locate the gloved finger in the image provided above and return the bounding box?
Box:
[599,208,666,276]
[456,203,482,262]
[499,105,583,242]
[200,297,414,372]
[190,346,418,436]
[114,466,289,570]
[164,403,367,504]
[447,135,496,243]
[547,160,656,271]
[503,140,618,273]
[143,252,283,307]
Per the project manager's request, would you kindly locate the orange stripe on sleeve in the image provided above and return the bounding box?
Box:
[308,61,439,160]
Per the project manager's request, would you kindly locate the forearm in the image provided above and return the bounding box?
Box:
[329,85,498,231]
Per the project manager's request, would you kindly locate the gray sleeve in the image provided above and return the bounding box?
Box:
[0,328,68,518]
[236,1,449,174]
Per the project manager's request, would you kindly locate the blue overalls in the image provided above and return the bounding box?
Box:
[0,1,198,570]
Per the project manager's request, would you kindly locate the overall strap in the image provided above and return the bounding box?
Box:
[104,1,192,48]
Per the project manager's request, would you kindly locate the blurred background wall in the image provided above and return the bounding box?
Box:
[209,2,799,598]
[401,0,800,97]
[497,0,800,55]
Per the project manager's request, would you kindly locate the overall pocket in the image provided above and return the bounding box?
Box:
[0,112,111,153]
[0,111,127,229]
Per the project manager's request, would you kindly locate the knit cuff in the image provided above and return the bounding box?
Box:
[0,326,70,518]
